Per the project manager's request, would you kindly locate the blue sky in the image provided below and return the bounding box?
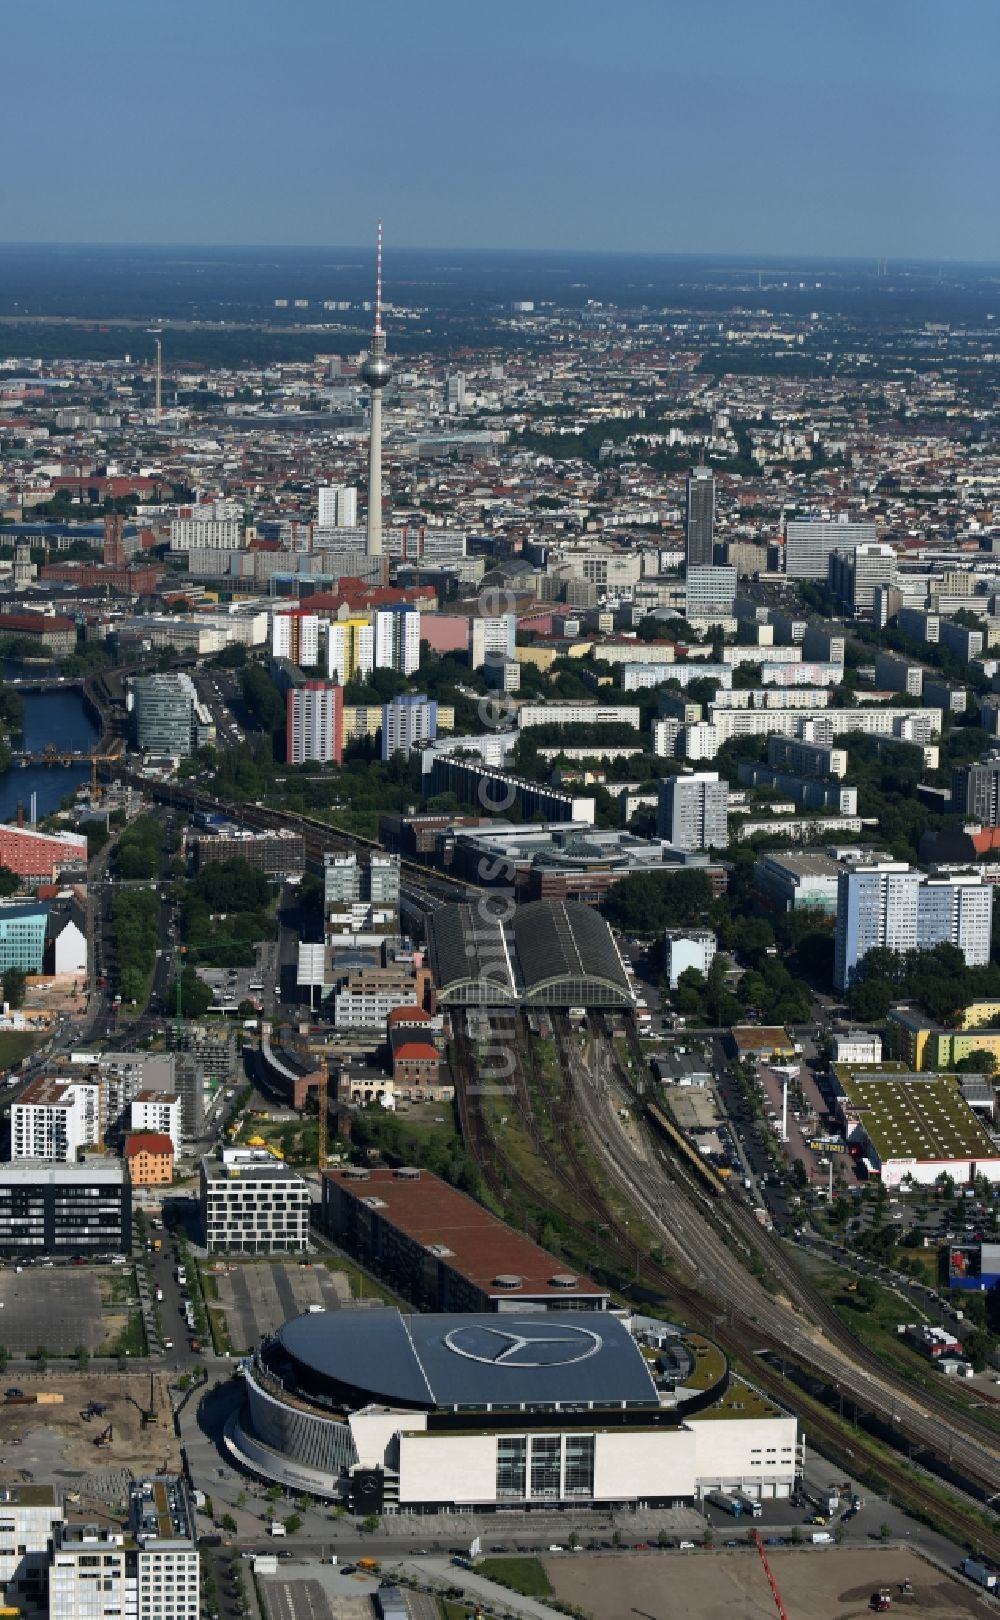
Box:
[3,0,998,259]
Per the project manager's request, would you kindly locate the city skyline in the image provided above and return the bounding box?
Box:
[3,0,999,260]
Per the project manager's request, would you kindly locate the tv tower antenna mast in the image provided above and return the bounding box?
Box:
[360,221,392,565]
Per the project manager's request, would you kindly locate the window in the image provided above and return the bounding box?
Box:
[530,1435,561,1499]
[564,1433,595,1497]
[496,1436,527,1498]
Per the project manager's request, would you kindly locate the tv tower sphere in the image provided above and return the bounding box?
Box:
[360,349,392,388]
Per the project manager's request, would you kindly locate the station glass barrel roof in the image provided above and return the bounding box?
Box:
[426,902,517,1005]
[512,900,633,1007]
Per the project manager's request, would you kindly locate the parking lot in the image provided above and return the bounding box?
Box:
[0,1270,104,1353]
[209,1262,350,1352]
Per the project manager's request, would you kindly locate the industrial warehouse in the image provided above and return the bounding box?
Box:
[832,1065,1000,1188]
[230,1306,798,1512]
[425,898,635,1007]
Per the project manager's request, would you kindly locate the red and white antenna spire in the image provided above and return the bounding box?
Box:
[375,218,383,337]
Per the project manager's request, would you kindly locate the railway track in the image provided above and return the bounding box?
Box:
[612,1017,1000,1462]
[452,1009,1000,1562]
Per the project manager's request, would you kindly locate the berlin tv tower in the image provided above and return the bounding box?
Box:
[360,221,391,560]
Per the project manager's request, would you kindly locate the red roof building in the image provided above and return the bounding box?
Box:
[124,1132,174,1187]
[322,1165,609,1312]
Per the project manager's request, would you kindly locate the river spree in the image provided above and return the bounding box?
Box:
[0,689,99,824]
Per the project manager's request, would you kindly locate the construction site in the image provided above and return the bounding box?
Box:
[0,1373,181,1508]
[545,1547,996,1620]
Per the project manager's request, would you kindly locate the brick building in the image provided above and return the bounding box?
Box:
[0,824,88,881]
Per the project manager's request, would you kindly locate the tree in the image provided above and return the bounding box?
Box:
[32,1345,48,1369]
[361,1513,380,1534]
[220,1513,237,1533]
[1,968,26,1009]
[879,1522,893,1544]
[75,1344,90,1370]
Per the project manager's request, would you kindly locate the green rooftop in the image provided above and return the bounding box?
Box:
[834,1065,997,1163]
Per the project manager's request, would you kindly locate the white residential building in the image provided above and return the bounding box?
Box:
[664,929,717,989]
[374,605,421,674]
[516,702,641,730]
[784,518,876,580]
[834,862,993,990]
[11,1077,99,1162]
[658,773,729,850]
[317,483,357,527]
[50,1476,198,1620]
[200,1147,311,1254]
[832,1030,883,1065]
[169,517,243,551]
[0,1483,62,1615]
[271,609,321,667]
[130,1090,183,1159]
[470,614,517,669]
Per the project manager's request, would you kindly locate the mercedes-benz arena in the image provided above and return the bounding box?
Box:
[231,1308,798,1511]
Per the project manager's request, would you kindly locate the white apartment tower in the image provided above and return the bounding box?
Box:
[834,862,993,990]
[375,605,421,674]
[317,483,358,527]
[11,1078,99,1162]
[657,773,729,850]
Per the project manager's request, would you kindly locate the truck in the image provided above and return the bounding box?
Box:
[960,1560,997,1591]
[731,1491,762,1519]
[705,1491,744,1518]
[268,1522,287,1538]
[811,1532,833,1545]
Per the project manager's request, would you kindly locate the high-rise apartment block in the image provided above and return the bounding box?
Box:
[953,759,1000,825]
[286,681,343,765]
[834,860,992,989]
[657,772,729,850]
[375,604,421,674]
[317,483,358,527]
[271,608,320,667]
[685,564,736,620]
[784,518,876,580]
[382,693,438,760]
[685,468,715,566]
[470,614,517,669]
[828,542,897,612]
[326,617,374,684]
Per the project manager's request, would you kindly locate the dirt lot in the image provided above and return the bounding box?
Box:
[544,1548,994,1620]
[0,1373,181,1493]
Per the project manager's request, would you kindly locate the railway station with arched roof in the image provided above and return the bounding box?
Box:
[426,898,634,1009]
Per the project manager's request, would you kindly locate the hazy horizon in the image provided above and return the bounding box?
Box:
[3,0,998,262]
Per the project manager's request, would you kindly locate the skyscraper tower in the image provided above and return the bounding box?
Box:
[360,222,392,559]
[685,466,715,567]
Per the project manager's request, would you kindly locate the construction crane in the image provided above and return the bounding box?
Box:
[752,1530,789,1620]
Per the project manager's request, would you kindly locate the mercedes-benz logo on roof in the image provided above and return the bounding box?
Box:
[443,1322,602,1368]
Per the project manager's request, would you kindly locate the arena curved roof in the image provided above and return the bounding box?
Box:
[276,1307,659,1411]
[425,903,517,1005]
[512,900,633,1007]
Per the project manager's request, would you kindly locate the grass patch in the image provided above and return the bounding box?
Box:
[318,1253,391,1304]
[477,1558,552,1598]
[0,1031,41,1073]
[101,1311,148,1359]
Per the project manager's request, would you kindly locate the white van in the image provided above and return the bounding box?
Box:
[269,1522,287,1538]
